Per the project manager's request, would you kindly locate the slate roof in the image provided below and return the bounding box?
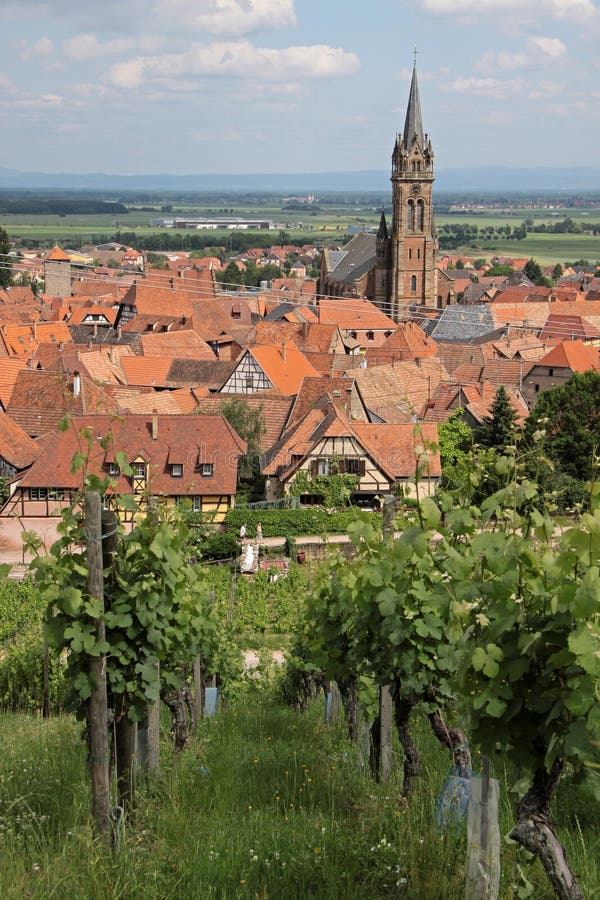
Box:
[429,305,496,343]
[325,232,377,285]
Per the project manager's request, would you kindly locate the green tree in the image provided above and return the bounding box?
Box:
[437,410,472,468]
[523,257,551,286]
[0,226,12,289]
[552,262,564,281]
[216,398,266,492]
[525,371,600,483]
[216,261,244,286]
[474,386,518,451]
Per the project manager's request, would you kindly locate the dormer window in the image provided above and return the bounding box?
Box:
[171,463,183,478]
[133,461,146,478]
[201,463,213,477]
[366,331,375,342]
[108,463,120,476]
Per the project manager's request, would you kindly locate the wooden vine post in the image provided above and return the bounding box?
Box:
[86,491,111,841]
[378,496,396,783]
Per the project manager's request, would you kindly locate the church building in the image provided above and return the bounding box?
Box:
[319,62,455,322]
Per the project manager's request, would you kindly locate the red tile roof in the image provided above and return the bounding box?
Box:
[17,414,246,497]
[536,341,600,373]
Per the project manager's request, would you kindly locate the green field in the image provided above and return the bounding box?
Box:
[2,202,600,266]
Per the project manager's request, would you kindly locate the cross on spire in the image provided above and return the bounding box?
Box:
[413,46,418,67]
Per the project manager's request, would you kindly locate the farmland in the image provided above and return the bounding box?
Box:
[2,196,600,265]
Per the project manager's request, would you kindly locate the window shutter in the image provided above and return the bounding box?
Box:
[359,460,366,476]
[311,459,318,476]
[338,460,346,474]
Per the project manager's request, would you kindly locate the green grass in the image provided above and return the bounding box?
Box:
[0,690,599,899]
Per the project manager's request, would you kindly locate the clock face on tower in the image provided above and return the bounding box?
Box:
[411,184,421,197]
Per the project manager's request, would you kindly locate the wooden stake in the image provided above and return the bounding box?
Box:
[379,684,393,783]
[86,492,111,842]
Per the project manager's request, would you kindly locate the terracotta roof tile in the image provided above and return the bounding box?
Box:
[0,410,41,469]
[121,356,174,387]
[536,340,600,372]
[17,414,246,497]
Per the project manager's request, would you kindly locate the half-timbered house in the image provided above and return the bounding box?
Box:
[262,396,440,505]
[0,413,246,551]
[218,341,320,396]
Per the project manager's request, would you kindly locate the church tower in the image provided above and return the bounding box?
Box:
[379,62,439,321]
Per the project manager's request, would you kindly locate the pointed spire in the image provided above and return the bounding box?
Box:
[403,62,424,148]
[377,209,388,241]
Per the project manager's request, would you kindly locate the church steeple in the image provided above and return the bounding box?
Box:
[403,62,424,148]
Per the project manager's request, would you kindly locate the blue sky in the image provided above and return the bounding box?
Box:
[1,0,599,175]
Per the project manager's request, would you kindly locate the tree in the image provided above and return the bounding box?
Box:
[216,398,266,491]
[523,257,551,287]
[216,261,244,287]
[0,226,11,289]
[524,371,600,483]
[552,263,564,281]
[474,386,518,450]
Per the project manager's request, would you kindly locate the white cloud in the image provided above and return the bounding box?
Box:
[20,35,54,60]
[63,33,136,61]
[2,0,298,36]
[420,0,598,23]
[106,41,359,88]
[440,76,525,98]
[475,36,567,72]
[162,0,297,35]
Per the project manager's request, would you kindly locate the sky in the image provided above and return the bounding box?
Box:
[1,0,599,175]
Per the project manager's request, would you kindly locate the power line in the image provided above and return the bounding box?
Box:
[0,257,599,342]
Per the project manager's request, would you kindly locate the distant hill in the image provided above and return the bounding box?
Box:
[0,166,599,194]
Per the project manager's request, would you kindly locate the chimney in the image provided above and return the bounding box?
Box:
[117,325,122,340]
[73,370,81,398]
[109,347,116,366]
[152,413,158,440]
[93,323,98,337]
[58,341,64,352]
[282,341,287,362]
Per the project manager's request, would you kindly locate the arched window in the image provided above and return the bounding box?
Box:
[410,275,417,293]
[408,248,413,260]
[407,200,415,231]
[417,199,425,231]
[437,295,443,309]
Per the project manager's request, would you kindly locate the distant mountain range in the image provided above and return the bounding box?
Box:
[0,165,599,194]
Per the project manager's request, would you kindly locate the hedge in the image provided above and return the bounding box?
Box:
[224,507,381,538]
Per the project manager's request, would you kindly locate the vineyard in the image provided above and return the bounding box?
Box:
[1,456,600,898]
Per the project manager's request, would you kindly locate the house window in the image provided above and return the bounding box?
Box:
[171,464,183,478]
[102,495,112,511]
[534,384,540,393]
[108,463,120,476]
[349,330,357,339]
[407,200,415,231]
[29,487,49,500]
[417,200,425,231]
[133,462,146,478]
[245,375,254,390]
[366,331,375,342]
[437,295,443,309]
[317,458,331,476]
[410,275,417,292]
[192,496,202,512]
[300,493,324,506]
[345,458,362,475]
[201,463,213,477]
[548,368,554,377]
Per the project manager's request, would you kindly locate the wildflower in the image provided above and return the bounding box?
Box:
[240,879,246,884]
[248,805,253,811]
[251,855,259,863]
[313,847,321,855]
[307,777,312,783]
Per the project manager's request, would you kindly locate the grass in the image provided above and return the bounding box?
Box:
[1,686,599,899]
